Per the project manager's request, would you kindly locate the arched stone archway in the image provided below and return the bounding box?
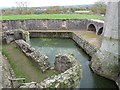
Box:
[88,24,96,32]
[97,27,103,35]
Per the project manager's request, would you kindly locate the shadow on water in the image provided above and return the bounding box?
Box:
[30,37,118,89]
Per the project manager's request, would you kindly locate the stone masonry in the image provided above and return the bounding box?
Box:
[90,2,120,88]
[2,29,30,44]
[20,54,82,88]
[15,39,50,72]
[54,54,78,73]
[1,19,104,35]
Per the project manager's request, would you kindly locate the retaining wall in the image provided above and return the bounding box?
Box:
[2,19,87,30]
[72,33,97,56]
[30,32,72,38]
[30,32,97,57]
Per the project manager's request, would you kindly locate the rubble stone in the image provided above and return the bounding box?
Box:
[2,29,30,44]
[19,54,82,88]
[15,39,50,72]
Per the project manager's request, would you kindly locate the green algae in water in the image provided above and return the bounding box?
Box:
[30,38,118,89]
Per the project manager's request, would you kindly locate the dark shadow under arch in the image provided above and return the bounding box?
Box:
[97,27,103,35]
[19,33,23,39]
[88,24,96,32]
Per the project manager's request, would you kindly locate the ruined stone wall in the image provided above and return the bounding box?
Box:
[20,54,82,88]
[0,52,19,89]
[72,33,97,56]
[2,29,30,44]
[2,19,87,30]
[15,40,50,72]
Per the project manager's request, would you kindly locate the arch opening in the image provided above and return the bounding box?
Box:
[88,24,96,32]
[97,27,103,35]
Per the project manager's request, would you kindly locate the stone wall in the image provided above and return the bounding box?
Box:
[30,31,97,57]
[87,19,104,34]
[72,33,97,56]
[0,52,19,89]
[15,39,50,72]
[20,54,82,88]
[2,19,87,30]
[30,32,72,38]
[2,29,30,44]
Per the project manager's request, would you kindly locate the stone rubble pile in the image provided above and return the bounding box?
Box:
[15,39,50,72]
[54,54,76,73]
[21,54,82,88]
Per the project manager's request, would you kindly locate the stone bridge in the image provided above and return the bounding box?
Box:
[87,19,104,35]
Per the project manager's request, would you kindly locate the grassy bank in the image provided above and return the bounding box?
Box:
[2,42,57,82]
[1,14,104,20]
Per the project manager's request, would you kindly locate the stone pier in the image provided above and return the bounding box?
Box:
[90,1,120,88]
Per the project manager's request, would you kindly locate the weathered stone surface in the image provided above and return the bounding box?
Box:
[54,54,76,73]
[30,32,72,38]
[0,52,19,89]
[116,74,120,89]
[2,29,30,44]
[20,82,39,88]
[87,19,104,35]
[38,54,82,88]
[15,39,50,72]
[91,2,120,83]
[2,19,87,30]
[72,33,97,56]
[1,19,104,34]
[91,50,119,80]
[20,54,82,88]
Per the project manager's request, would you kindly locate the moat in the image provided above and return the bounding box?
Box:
[30,37,118,88]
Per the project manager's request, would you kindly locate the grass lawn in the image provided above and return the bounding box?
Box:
[1,14,104,20]
[2,42,57,83]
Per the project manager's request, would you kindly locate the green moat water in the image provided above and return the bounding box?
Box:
[30,38,118,88]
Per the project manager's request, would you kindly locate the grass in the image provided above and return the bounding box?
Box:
[2,42,57,83]
[1,14,104,20]
[80,31,100,48]
[81,31,98,40]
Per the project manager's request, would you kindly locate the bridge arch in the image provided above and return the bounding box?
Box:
[97,27,103,35]
[88,24,96,32]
